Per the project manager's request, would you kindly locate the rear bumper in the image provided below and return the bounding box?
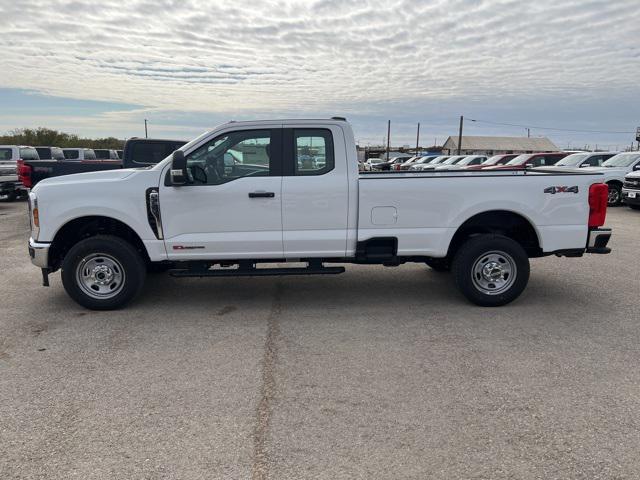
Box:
[29,238,50,268]
[586,227,611,254]
[0,178,20,194]
[622,188,640,206]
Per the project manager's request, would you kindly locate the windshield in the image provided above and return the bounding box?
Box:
[442,155,465,165]
[506,154,534,165]
[457,156,480,166]
[556,153,589,166]
[369,158,383,164]
[429,156,448,164]
[483,155,513,166]
[602,153,640,167]
[482,155,502,166]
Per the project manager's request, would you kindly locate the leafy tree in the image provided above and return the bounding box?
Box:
[0,127,124,149]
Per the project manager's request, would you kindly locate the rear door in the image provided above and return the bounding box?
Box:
[281,124,349,257]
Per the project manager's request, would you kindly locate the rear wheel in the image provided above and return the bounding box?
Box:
[61,235,146,310]
[3,191,17,201]
[452,234,530,307]
[607,183,622,206]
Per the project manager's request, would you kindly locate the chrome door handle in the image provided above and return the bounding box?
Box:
[248,191,275,198]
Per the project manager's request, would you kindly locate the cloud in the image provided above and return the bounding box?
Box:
[0,0,639,146]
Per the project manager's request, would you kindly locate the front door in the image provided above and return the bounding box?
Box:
[159,128,283,260]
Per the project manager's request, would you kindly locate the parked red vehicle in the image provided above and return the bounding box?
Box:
[464,154,519,170]
[484,152,569,170]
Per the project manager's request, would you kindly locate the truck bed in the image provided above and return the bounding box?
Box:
[357,168,605,257]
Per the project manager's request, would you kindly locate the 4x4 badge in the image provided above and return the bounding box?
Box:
[544,186,579,194]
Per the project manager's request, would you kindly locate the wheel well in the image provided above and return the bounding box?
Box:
[448,210,542,259]
[49,216,149,271]
[607,180,622,187]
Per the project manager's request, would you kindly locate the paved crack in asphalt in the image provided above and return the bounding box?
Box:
[252,281,283,480]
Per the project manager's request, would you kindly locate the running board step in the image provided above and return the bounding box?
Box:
[169,265,345,278]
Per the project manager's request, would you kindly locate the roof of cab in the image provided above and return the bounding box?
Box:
[221,117,348,127]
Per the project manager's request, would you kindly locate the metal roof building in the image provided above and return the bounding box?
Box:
[443,136,558,155]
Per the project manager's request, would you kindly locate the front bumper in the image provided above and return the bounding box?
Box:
[622,188,640,206]
[586,227,611,254]
[29,238,50,268]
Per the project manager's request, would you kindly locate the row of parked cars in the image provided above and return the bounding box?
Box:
[361,151,640,207]
[0,139,186,200]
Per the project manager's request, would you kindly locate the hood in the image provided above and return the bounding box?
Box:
[33,168,138,192]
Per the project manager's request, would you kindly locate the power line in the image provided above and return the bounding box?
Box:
[467,118,634,135]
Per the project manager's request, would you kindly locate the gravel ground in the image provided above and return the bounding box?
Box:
[1,198,639,479]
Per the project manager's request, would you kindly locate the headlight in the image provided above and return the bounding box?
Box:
[29,194,40,240]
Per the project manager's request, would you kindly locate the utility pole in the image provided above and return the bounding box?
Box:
[386,120,391,161]
[457,116,464,155]
[144,119,148,139]
[527,128,530,138]
[415,122,420,155]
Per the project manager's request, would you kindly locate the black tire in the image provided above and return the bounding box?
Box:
[4,191,17,202]
[147,262,173,274]
[425,258,450,272]
[607,183,622,207]
[452,234,530,307]
[61,235,146,310]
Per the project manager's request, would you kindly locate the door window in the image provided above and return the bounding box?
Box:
[0,148,12,160]
[185,129,273,185]
[293,129,334,175]
[63,149,79,160]
[585,155,602,166]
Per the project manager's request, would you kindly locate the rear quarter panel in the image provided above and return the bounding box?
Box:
[357,171,603,256]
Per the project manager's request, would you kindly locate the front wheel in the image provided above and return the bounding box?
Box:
[425,258,450,272]
[452,235,530,307]
[61,235,146,310]
[607,184,622,206]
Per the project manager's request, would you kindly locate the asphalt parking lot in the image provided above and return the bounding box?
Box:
[1,198,639,480]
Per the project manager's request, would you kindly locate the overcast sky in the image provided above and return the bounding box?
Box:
[1,0,639,149]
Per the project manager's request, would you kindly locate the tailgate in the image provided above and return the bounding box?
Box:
[0,160,17,176]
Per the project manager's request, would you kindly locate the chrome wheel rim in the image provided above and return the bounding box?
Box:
[608,188,619,205]
[76,253,125,299]
[471,250,517,295]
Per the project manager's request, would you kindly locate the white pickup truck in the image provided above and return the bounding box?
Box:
[28,118,612,310]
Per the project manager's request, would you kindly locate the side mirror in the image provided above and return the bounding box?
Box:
[525,163,533,168]
[634,163,640,171]
[170,150,187,185]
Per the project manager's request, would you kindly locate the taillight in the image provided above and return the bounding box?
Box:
[588,183,607,227]
[17,159,32,188]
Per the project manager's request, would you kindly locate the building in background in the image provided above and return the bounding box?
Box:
[442,136,558,155]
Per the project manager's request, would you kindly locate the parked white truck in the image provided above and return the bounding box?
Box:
[28,118,612,310]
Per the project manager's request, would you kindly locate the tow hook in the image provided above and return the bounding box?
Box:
[41,268,50,287]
